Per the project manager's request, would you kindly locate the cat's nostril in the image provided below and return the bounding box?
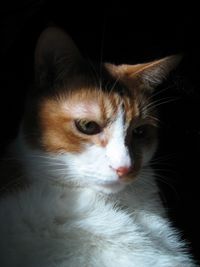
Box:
[116,166,131,177]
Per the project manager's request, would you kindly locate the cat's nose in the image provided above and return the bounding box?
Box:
[115,166,131,177]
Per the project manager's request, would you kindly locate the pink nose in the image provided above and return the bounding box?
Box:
[116,166,131,177]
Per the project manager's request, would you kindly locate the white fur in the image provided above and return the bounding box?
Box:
[106,108,131,170]
[0,170,195,266]
[0,122,197,266]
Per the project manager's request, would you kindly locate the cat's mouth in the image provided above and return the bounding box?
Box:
[93,175,135,193]
[94,170,138,186]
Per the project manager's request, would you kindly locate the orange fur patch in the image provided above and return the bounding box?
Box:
[36,87,139,154]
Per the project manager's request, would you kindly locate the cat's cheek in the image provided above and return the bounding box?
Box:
[62,147,114,180]
[142,142,158,166]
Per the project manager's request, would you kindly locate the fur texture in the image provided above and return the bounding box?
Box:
[0,27,197,266]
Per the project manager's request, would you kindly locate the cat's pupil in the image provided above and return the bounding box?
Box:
[75,120,101,135]
[133,126,147,138]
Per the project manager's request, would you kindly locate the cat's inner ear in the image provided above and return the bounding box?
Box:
[35,27,83,88]
[105,55,182,91]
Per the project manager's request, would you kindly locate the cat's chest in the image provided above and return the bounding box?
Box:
[51,187,145,243]
[52,178,157,221]
[52,187,133,231]
[49,185,164,261]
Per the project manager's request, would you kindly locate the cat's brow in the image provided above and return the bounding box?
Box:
[72,103,100,118]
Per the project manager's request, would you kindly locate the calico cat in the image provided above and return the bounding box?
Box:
[0,27,197,266]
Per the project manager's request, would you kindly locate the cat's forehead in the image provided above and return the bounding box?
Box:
[50,87,138,122]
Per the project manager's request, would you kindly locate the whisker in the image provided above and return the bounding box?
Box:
[146,99,179,113]
[0,175,26,194]
[107,76,121,97]
[99,12,107,88]
[141,96,178,113]
[151,153,176,163]
[86,58,102,90]
[140,166,180,200]
[146,83,176,102]
[155,175,180,199]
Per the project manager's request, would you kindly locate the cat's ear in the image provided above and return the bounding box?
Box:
[105,55,182,91]
[35,27,83,88]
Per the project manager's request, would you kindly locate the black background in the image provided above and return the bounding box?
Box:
[0,0,200,263]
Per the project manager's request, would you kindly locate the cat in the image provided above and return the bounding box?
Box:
[0,27,197,267]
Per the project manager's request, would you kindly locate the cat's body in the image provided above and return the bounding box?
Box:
[0,27,197,266]
[0,168,193,267]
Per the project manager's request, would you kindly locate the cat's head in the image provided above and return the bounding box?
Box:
[22,27,181,194]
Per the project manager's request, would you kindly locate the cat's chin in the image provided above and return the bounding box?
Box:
[93,181,127,194]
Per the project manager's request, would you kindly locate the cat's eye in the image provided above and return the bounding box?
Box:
[75,120,102,135]
[133,125,148,138]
